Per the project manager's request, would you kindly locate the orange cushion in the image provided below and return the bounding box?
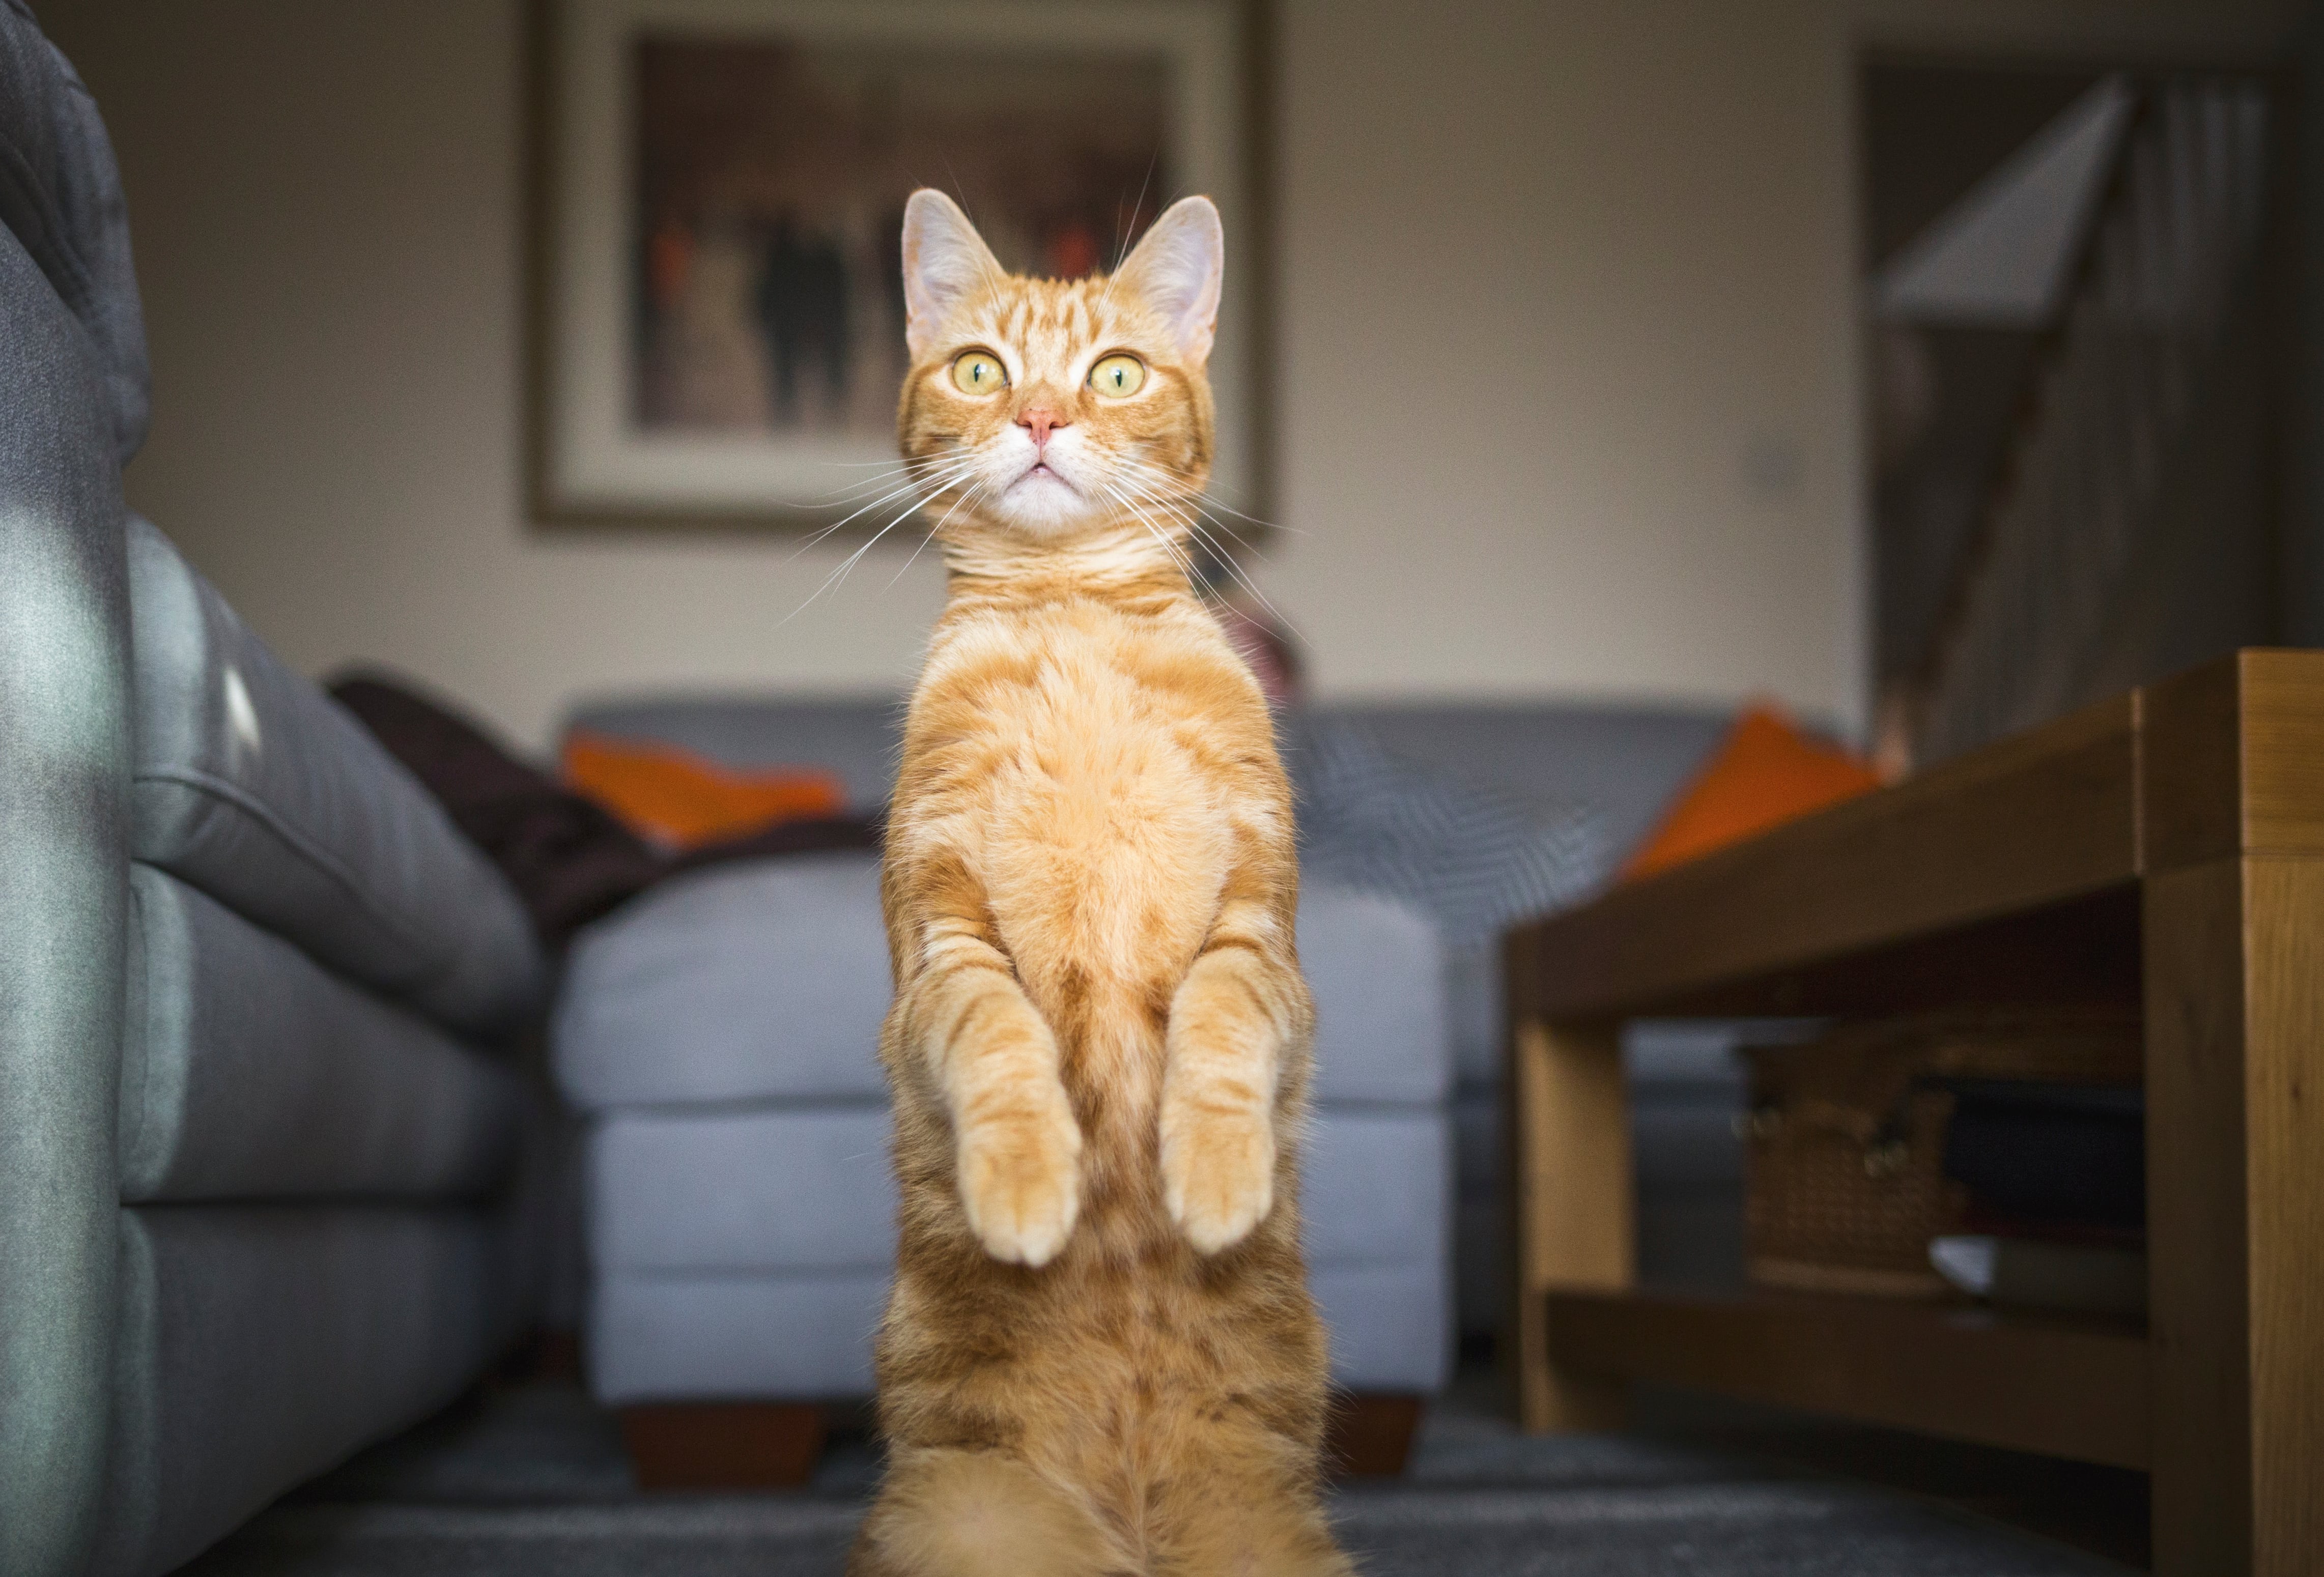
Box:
[1622,704,1883,881]
[561,731,847,850]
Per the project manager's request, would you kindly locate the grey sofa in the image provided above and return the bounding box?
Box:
[0,12,549,1575]
[552,696,1728,1423]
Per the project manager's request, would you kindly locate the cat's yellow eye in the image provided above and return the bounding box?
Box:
[1088,354,1147,398]
[950,350,1007,396]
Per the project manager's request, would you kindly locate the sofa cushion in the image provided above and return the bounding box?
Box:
[555,854,890,1110]
[1299,888,1451,1106]
[561,730,845,847]
[127,518,545,1039]
[586,1108,894,1275]
[93,1206,512,1577]
[1287,718,1603,951]
[121,865,525,1203]
[584,1104,1441,1277]
[555,858,1450,1110]
[565,697,903,812]
[588,1272,891,1403]
[1302,1110,1451,1270]
[1311,1264,1452,1393]
[1621,703,1880,881]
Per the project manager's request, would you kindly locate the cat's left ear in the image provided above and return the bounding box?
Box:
[1113,196,1224,366]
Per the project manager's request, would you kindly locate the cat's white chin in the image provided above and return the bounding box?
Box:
[985,471,1113,540]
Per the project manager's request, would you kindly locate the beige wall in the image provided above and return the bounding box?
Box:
[1265,0,1859,719]
[37,0,2300,748]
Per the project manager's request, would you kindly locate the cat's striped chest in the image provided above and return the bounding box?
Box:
[912,599,1248,1001]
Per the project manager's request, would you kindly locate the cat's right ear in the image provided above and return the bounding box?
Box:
[901,189,1002,361]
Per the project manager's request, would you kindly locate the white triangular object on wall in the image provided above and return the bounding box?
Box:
[1874,75,2135,327]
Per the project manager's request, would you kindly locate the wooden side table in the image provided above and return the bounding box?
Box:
[1503,650,2324,1577]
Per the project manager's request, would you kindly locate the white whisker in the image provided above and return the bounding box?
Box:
[782,456,981,563]
[1097,155,1158,314]
[807,465,950,508]
[1108,473,1304,641]
[813,453,979,507]
[776,457,985,620]
[796,450,975,508]
[824,464,986,595]
[1112,454,1305,538]
[888,477,987,588]
[1107,465,1309,633]
[1097,482,1201,583]
[781,502,925,624]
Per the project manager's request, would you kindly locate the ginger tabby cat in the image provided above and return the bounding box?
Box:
[850,190,1348,1576]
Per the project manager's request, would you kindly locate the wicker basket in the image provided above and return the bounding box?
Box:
[1742,1010,2142,1298]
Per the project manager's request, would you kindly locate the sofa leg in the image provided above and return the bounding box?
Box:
[1326,1393,1425,1478]
[620,1402,827,1489]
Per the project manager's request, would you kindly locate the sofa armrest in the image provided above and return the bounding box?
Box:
[0,226,133,1573]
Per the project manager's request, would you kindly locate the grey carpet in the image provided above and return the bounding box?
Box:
[176,1383,2136,1576]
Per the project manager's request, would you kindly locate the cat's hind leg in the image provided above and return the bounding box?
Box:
[849,1448,1135,1577]
[1137,1409,1351,1577]
[1146,1471,1352,1577]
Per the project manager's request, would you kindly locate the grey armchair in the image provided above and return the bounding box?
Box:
[0,9,549,1574]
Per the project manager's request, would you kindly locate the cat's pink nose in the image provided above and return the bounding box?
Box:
[1017,408,1068,450]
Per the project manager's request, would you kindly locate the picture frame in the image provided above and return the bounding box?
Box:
[527,0,1267,533]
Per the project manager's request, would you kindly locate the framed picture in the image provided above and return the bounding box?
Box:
[529,0,1263,532]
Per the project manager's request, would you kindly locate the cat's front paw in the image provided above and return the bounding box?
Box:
[1160,1101,1276,1255]
[957,1099,1084,1268]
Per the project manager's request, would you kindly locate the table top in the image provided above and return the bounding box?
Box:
[1507,649,2324,1024]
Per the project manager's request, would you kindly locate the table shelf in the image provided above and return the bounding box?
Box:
[1544,1284,2150,1471]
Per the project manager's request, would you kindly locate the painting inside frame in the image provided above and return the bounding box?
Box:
[536,0,1252,531]
[636,40,1168,439]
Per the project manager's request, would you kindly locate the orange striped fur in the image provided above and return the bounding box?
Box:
[849,192,1347,1575]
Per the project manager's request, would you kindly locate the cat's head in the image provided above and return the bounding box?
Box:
[895,188,1221,548]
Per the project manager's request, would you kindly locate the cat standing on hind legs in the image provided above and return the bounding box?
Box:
[847,189,1352,1577]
